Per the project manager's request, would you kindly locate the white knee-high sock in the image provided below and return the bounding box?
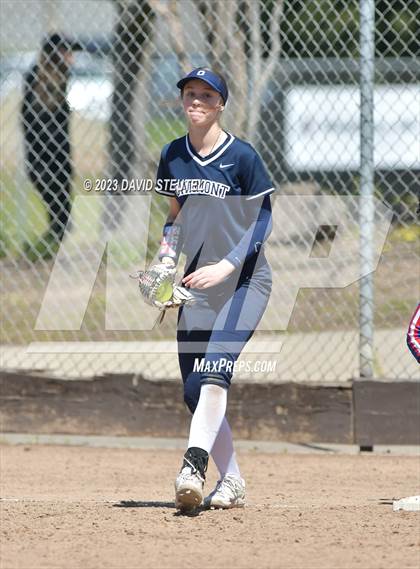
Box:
[187,384,227,453]
[211,417,241,478]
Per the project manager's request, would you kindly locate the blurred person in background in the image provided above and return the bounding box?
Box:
[21,33,80,261]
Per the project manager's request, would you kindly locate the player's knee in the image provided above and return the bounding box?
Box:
[183,372,201,413]
[184,390,198,414]
[201,373,231,390]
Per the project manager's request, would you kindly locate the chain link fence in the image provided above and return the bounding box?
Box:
[1,0,419,381]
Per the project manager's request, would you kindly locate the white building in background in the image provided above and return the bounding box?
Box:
[285,85,420,171]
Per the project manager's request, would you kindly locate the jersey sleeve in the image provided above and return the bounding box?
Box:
[155,143,176,197]
[239,144,275,200]
[224,194,273,269]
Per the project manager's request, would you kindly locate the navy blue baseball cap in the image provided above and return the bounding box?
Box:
[177,68,229,104]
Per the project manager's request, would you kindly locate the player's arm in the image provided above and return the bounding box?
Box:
[224,194,272,270]
[154,144,183,267]
[134,199,193,311]
[223,144,274,270]
[159,197,183,266]
[167,196,181,222]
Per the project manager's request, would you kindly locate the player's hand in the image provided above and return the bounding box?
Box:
[182,259,236,289]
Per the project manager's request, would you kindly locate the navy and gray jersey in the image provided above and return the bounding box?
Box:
[155,132,275,276]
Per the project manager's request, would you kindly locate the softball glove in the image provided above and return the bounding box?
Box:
[131,263,195,310]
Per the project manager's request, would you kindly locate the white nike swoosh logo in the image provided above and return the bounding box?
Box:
[220,163,234,169]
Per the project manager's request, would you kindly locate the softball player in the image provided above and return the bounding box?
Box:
[407,303,420,363]
[155,68,275,511]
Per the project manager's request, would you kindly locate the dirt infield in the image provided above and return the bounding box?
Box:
[1,444,419,569]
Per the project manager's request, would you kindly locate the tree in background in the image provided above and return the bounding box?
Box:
[374,0,419,58]
[107,0,419,190]
[194,0,284,141]
[109,0,154,186]
[279,0,418,58]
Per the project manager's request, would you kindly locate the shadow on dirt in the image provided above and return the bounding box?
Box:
[113,499,212,517]
[113,500,175,508]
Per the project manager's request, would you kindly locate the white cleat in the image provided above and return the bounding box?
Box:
[174,466,204,511]
[205,474,246,509]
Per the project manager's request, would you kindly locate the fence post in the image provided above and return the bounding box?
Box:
[359,0,375,378]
